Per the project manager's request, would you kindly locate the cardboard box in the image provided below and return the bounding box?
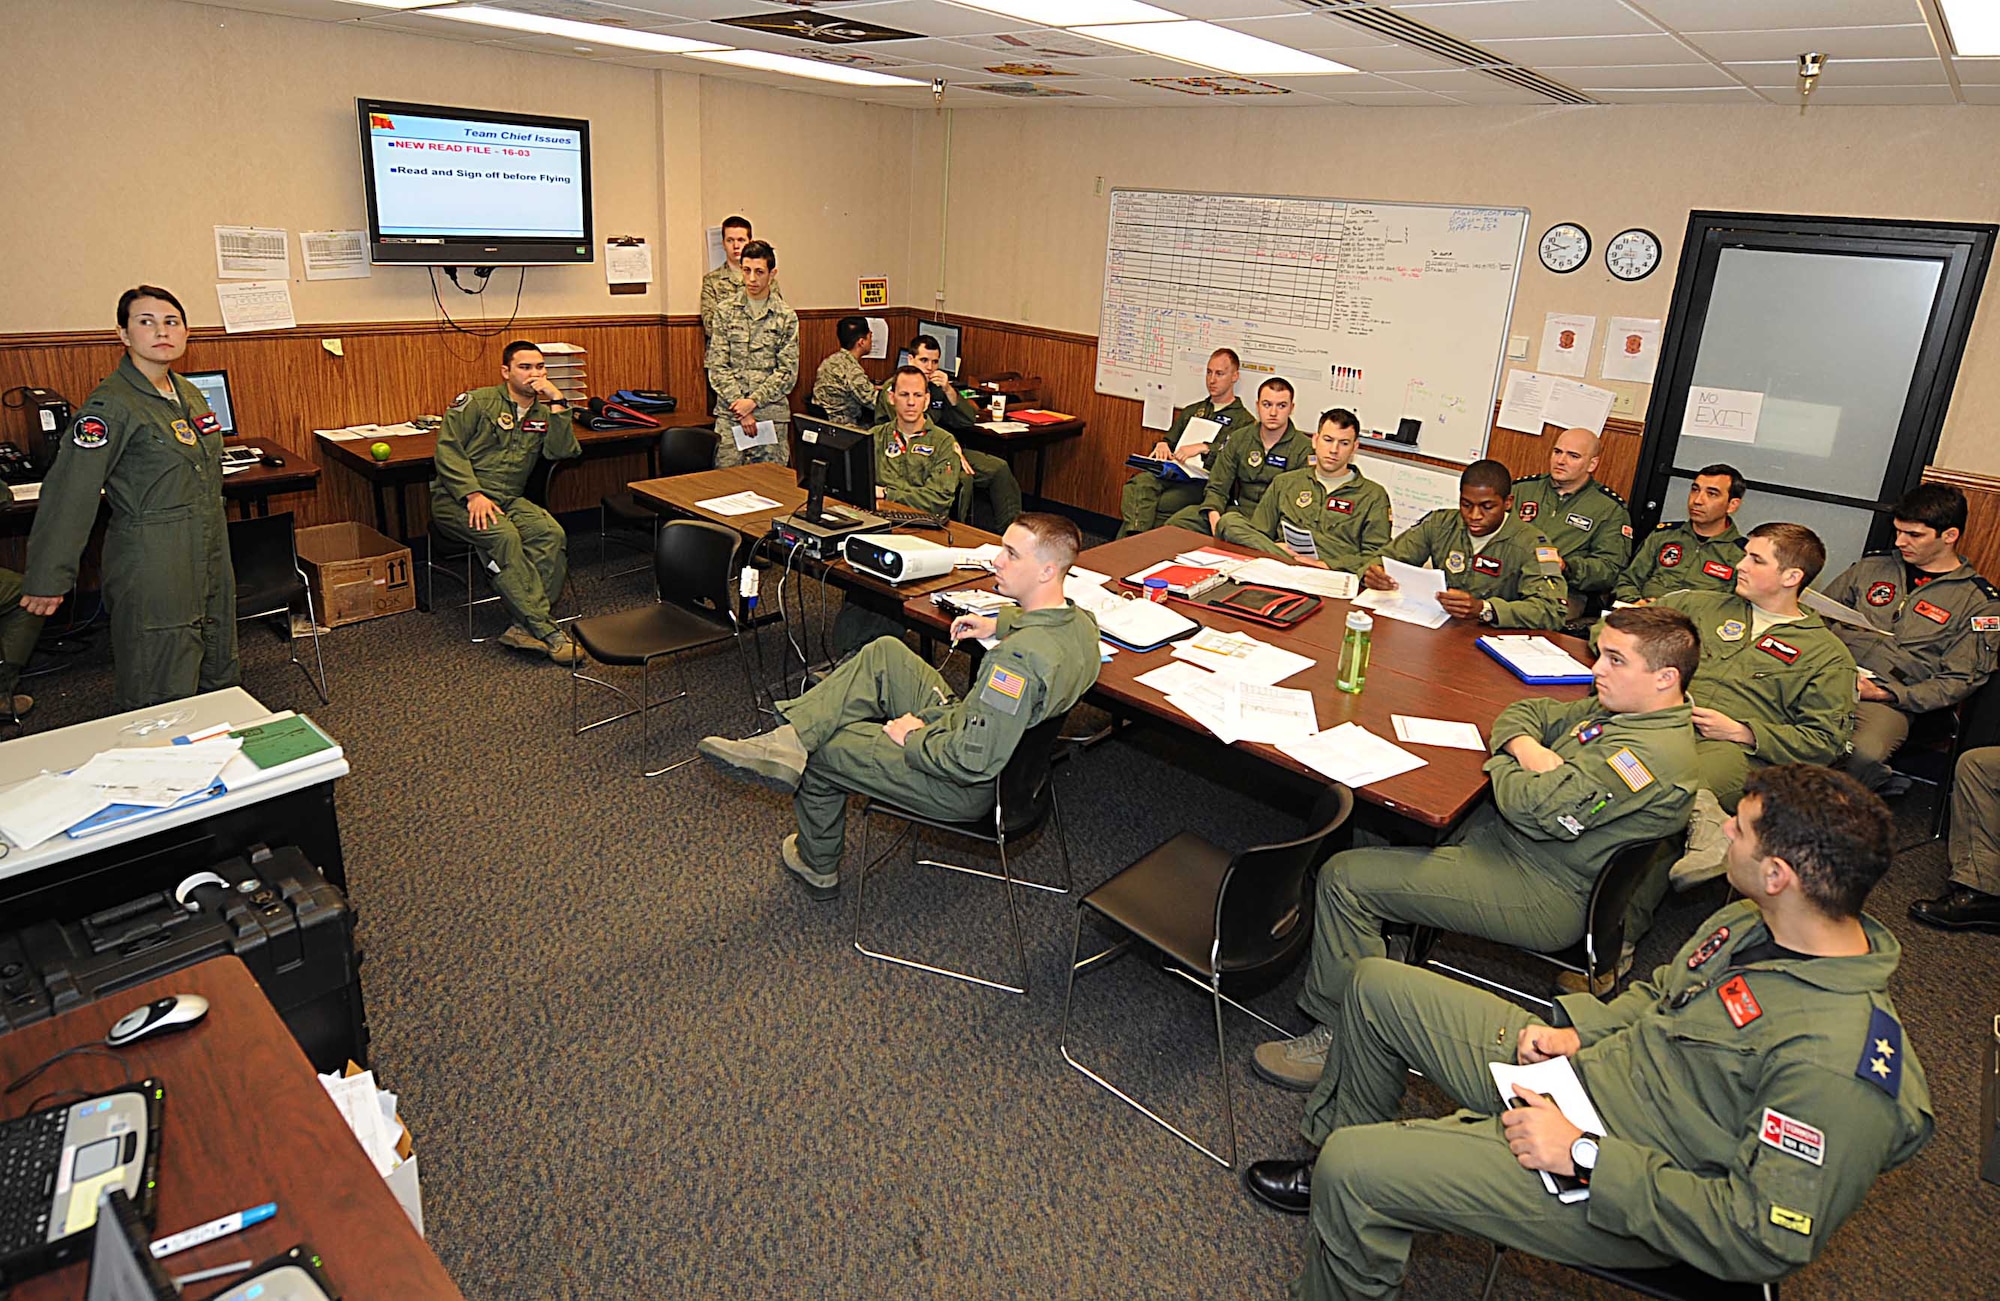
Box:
[297,522,415,627]
[342,1061,424,1236]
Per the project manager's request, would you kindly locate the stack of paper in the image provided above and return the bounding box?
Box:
[1230,557,1359,600]
[1277,723,1427,788]
[1134,663,1318,746]
[1353,557,1451,628]
[1171,627,1315,685]
[0,774,116,850]
[951,543,1002,570]
[695,490,783,516]
[319,1068,407,1179]
[1488,1056,1605,1202]
[315,422,427,442]
[70,739,240,807]
[1480,635,1594,682]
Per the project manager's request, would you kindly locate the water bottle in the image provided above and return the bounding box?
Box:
[1336,609,1373,695]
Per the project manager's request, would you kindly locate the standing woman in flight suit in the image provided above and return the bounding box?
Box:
[21,286,238,710]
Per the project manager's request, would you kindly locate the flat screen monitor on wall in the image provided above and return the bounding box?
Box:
[357,98,593,265]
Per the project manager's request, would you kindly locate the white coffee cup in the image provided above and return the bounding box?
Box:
[990,395,1007,421]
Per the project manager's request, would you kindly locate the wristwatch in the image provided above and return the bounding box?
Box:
[1570,1135,1599,1183]
[1478,600,1497,625]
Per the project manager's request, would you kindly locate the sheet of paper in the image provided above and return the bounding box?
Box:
[1230,682,1320,745]
[733,419,779,452]
[300,229,370,281]
[1489,1055,1606,1139]
[70,739,240,808]
[0,773,116,849]
[1483,635,1594,679]
[1496,369,1551,434]
[605,239,652,285]
[1141,380,1173,430]
[1681,385,1764,444]
[1135,661,1219,697]
[214,224,289,279]
[695,490,782,516]
[1392,715,1486,751]
[1230,557,1358,599]
[1801,587,1890,633]
[1539,313,1595,378]
[8,482,40,502]
[1170,627,1315,685]
[985,421,1030,434]
[1165,678,1242,746]
[951,543,1002,570]
[1068,565,1112,587]
[215,280,295,334]
[705,225,726,272]
[1280,520,1319,560]
[1175,416,1223,452]
[864,316,889,360]
[1600,316,1662,384]
[1174,548,1247,572]
[1544,378,1615,435]
[1278,723,1427,788]
[1353,586,1452,629]
[1063,574,1124,617]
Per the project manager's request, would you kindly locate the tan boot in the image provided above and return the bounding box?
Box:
[698,725,808,793]
[497,624,544,653]
[1668,789,1729,891]
[544,631,585,665]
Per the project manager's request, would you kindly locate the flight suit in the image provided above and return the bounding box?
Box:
[1948,747,2000,894]
[1511,473,1632,607]
[430,385,582,643]
[1819,553,2000,784]
[706,289,799,468]
[777,602,1101,872]
[1168,422,1314,535]
[1118,395,1254,537]
[874,372,1021,530]
[812,349,879,430]
[25,356,238,710]
[1217,465,1393,573]
[871,419,964,517]
[1379,510,1569,630]
[698,260,743,337]
[1293,694,1697,1033]
[0,486,44,702]
[1613,520,1747,604]
[1291,903,1931,1301]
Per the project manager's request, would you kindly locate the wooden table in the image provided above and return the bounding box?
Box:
[317,421,685,543]
[956,414,1085,504]
[904,528,1594,832]
[0,448,319,527]
[5,957,463,1301]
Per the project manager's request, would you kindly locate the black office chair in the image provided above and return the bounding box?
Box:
[227,511,328,704]
[1480,1245,1777,1301]
[1410,837,1664,1012]
[568,518,753,776]
[424,455,572,641]
[852,709,1077,996]
[1058,785,1353,1168]
[1889,672,2000,847]
[597,425,719,578]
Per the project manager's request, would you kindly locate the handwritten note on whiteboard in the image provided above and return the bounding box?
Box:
[1681,386,1764,445]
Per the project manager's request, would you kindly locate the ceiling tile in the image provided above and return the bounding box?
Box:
[1151,0,1302,18]
[1476,33,1707,66]
[581,0,797,20]
[1771,82,1957,104]
[1681,24,1941,63]
[1376,67,1542,93]
[1725,56,1944,87]
[1323,87,1463,105]
[936,29,1134,59]
[1439,81,1579,104]
[1387,0,1658,40]
[1633,0,1928,33]
[814,0,1022,38]
[1291,40,1473,73]
[1959,83,2000,102]
[1952,58,2000,85]
[1562,63,1752,89]
[1585,84,1762,103]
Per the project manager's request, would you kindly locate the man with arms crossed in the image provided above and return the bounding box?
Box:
[1510,426,1632,618]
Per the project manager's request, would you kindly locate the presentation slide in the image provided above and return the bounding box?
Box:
[366,111,585,238]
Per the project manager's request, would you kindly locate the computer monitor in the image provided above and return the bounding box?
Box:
[85,1189,176,1301]
[915,320,961,375]
[793,416,875,525]
[181,369,236,435]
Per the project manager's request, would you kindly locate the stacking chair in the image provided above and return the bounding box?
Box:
[1410,838,1663,1012]
[597,425,719,577]
[1888,672,2000,847]
[227,511,328,704]
[1057,785,1353,1168]
[568,518,752,776]
[1479,1246,1777,1301]
[852,710,1077,996]
[424,454,572,640]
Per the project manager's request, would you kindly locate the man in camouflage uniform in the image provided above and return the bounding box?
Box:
[698,214,752,338]
[1614,465,1747,604]
[1218,408,1391,574]
[1120,348,1255,537]
[1511,427,1631,620]
[706,240,798,468]
[1168,377,1313,537]
[1362,459,1568,630]
[812,316,880,430]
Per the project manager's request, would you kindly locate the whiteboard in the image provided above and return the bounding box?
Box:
[1357,451,1461,537]
[1097,189,1528,466]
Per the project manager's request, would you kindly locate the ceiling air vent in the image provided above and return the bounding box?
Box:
[1290,0,1599,105]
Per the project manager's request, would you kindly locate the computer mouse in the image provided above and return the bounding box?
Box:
[260,454,287,468]
[106,994,209,1047]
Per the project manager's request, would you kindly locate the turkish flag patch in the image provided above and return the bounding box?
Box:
[1866,582,1896,607]
[1658,543,1682,568]
[1759,1108,1826,1166]
[1756,634,1800,664]
[1472,553,1503,576]
[1686,924,1730,970]
[1326,497,1353,514]
[1914,599,1951,625]
[1719,974,1763,1028]
[1702,560,1734,580]
[1519,501,1539,521]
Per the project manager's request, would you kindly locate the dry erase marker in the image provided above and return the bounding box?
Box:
[150,1203,276,1259]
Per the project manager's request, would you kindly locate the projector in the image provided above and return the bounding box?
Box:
[844,533,955,584]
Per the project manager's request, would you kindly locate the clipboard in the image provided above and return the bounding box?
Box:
[1477,635,1595,685]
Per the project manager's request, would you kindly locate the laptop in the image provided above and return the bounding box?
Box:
[88,1189,339,1301]
[0,1081,163,1286]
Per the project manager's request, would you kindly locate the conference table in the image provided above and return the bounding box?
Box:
[903,528,1595,835]
[3,957,464,1301]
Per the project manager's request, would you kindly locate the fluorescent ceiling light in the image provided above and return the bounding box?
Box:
[1939,0,2000,56]
[686,49,927,87]
[424,5,726,53]
[1073,21,1355,75]
[946,0,1179,27]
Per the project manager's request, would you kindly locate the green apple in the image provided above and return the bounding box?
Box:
[370,441,392,462]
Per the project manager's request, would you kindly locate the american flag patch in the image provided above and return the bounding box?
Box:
[988,667,1025,699]
[1607,747,1654,792]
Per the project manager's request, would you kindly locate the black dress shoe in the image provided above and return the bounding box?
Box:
[1910,885,2000,933]
[1243,1158,1313,1215]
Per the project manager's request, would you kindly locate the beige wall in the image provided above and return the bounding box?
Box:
[914,103,2000,474]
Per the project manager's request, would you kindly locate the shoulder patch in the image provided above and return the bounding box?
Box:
[1718,974,1762,1028]
[1621,524,1633,538]
[450,391,470,412]
[1607,747,1654,792]
[1658,543,1683,568]
[1769,1206,1813,1237]
[1535,545,1561,565]
[1974,575,1999,599]
[1855,1006,1904,1097]
[980,662,1027,716]
[1973,615,2000,633]
[71,414,110,449]
[1759,1108,1826,1167]
[1519,500,1540,522]
[1686,924,1730,970]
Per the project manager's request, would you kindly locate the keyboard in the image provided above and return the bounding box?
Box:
[875,505,951,531]
[0,1108,65,1254]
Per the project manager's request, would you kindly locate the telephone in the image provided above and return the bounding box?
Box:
[1,386,73,472]
[0,441,37,485]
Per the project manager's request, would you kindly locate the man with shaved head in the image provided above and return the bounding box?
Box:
[1512,427,1632,622]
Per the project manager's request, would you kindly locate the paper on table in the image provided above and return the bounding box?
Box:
[1175,548,1248,572]
[733,419,779,452]
[1141,380,1173,430]
[1489,1055,1606,1201]
[1544,378,1615,435]
[1171,627,1315,685]
[1069,564,1112,587]
[1231,682,1320,744]
[214,225,289,279]
[1278,723,1427,788]
[1135,662,1218,697]
[215,280,295,334]
[864,317,889,360]
[1600,316,1661,384]
[695,490,783,516]
[1496,369,1551,434]
[984,421,1031,434]
[1539,312,1595,378]
[1681,386,1763,445]
[300,230,370,281]
[1165,678,1242,746]
[951,543,1002,569]
[1484,635,1594,678]
[0,773,116,849]
[1392,715,1486,751]
[1353,557,1452,628]
[70,739,240,808]
[605,238,652,285]
[1231,557,1358,600]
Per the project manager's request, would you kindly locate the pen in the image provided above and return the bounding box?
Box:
[150,1202,277,1259]
[173,1261,256,1286]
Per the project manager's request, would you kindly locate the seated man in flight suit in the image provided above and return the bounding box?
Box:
[1613,464,1747,605]
[1217,407,1392,574]
[431,340,584,664]
[1253,606,1701,1091]
[875,334,1022,531]
[1361,458,1568,630]
[697,513,1100,898]
[1119,347,1255,537]
[1167,377,1312,537]
[1242,764,1931,1301]
[1510,426,1631,622]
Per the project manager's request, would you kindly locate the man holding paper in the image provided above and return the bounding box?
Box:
[706,240,797,468]
[1510,427,1631,617]
[1361,459,1568,630]
[1217,408,1391,573]
[1169,377,1312,537]
[1243,765,1931,1301]
[1252,606,1700,1093]
[1613,464,1747,605]
[1118,348,1254,537]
